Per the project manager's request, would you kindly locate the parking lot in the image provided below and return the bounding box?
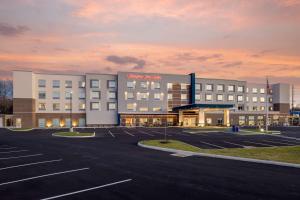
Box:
[0,127,300,199]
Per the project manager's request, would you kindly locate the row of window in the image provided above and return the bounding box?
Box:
[38,79,116,89]
[38,102,117,111]
[126,103,162,112]
[38,118,86,128]
[124,92,165,100]
[38,91,117,100]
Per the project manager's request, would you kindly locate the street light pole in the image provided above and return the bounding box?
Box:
[70,91,73,132]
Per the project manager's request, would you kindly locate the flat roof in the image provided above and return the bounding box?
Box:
[173,103,234,111]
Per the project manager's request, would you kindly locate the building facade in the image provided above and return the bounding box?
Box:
[13,71,290,128]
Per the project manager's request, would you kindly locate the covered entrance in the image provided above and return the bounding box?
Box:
[174,104,234,127]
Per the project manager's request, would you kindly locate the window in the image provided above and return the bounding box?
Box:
[217,94,223,101]
[140,82,148,89]
[52,91,60,99]
[252,88,258,93]
[269,106,273,111]
[246,88,249,93]
[79,81,85,88]
[238,105,244,111]
[53,103,60,111]
[79,102,85,110]
[127,103,136,111]
[248,116,255,126]
[127,81,135,88]
[167,93,173,100]
[125,92,134,100]
[139,107,148,112]
[108,102,117,110]
[38,118,46,128]
[65,80,72,88]
[108,80,116,88]
[195,83,201,90]
[52,118,60,127]
[65,91,72,99]
[90,80,99,88]
[228,95,234,101]
[253,106,258,111]
[154,93,162,100]
[153,82,160,89]
[38,91,46,99]
[153,107,162,111]
[90,102,100,110]
[252,97,258,102]
[217,84,224,91]
[260,97,265,102]
[260,88,265,94]
[38,103,46,110]
[239,116,245,125]
[246,96,249,102]
[108,91,116,99]
[269,97,273,103]
[167,83,173,90]
[260,106,265,111]
[237,86,244,92]
[38,79,46,87]
[228,85,235,92]
[180,83,187,90]
[205,84,213,91]
[205,94,212,101]
[79,118,85,127]
[91,91,100,99]
[65,103,71,110]
[195,94,201,100]
[237,95,243,102]
[53,80,60,88]
[79,90,85,99]
[181,94,187,100]
[137,92,148,100]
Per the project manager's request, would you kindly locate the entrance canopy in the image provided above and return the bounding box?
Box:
[172,104,234,112]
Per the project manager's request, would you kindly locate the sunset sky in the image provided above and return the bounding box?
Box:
[0,0,300,102]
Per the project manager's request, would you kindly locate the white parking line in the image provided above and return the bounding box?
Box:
[107,130,115,138]
[0,154,43,160]
[0,159,63,171]
[0,150,28,154]
[123,130,134,137]
[200,141,224,149]
[223,141,245,148]
[0,167,89,186]
[138,130,154,136]
[40,179,132,200]
[244,141,274,147]
[262,140,297,146]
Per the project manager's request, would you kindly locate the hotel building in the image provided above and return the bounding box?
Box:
[12,71,290,128]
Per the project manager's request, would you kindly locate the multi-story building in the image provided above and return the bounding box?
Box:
[12,70,290,128]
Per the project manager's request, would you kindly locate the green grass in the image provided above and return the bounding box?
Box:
[9,128,33,131]
[141,139,300,164]
[53,132,94,137]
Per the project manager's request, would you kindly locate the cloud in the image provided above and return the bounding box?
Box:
[0,23,29,37]
[222,61,243,68]
[106,55,146,70]
[176,53,223,62]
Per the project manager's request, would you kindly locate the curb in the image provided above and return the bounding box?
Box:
[138,142,300,169]
[52,132,96,138]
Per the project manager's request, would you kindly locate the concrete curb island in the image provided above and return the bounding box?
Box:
[138,142,300,169]
[52,132,96,138]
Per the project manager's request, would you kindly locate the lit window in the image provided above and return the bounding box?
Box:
[269,97,273,103]
[217,85,224,91]
[38,103,46,110]
[195,94,201,100]
[38,79,46,87]
[195,83,201,90]
[167,93,173,100]
[79,90,85,99]
[65,91,72,99]
[217,94,223,101]
[127,81,135,88]
[206,94,212,101]
[246,88,249,93]
[137,92,148,100]
[64,103,71,110]
[260,106,265,111]
[228,95,234,101]
[79,102,85,110]
[53,103,60,111]
[91,102,100,110]
[167,83,173,90]
[153,107,162,111]
[260,97,265,102]
[53,80,60,88]
[127,103,136,111]
[246,96,249,102]
[260,88,265,94]
[152,82,160,89]
[108,102,117,110]
[140,82,148,89]
[237,95,244,102]
[252,88,258,93]
[108,80,116,88]
[206,84,213,91]
[79,81,85,88]
[181,83,187,90]
[91,91,100,99]
[38,91,46,99]
[108,91,116,99]
[181,94,187,100]
[237,86,244,92]
[252,97,258,102]
[228,85,235,92]
[90,80,99,88]
[125,92,134,100]
[52,91,60,99]
[154,93,162,100]
[139,107,148,112]
[65,80,72,88]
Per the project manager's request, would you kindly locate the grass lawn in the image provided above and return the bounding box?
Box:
[53,132,95,137]
[9,128,33,131]
[141,139,300,164]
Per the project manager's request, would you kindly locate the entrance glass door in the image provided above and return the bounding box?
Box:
[183,117,196,127]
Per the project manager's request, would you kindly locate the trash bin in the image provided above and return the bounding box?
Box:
[232,125,236,132]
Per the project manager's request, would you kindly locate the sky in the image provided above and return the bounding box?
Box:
[0,0,300,103]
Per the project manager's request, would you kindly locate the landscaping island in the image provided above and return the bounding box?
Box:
[140,140,300,164]
[52,132,95,138]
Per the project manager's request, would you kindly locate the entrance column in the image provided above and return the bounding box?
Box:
[198,109,205,127]
[223,109,230,127]
[179,110,183,126]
